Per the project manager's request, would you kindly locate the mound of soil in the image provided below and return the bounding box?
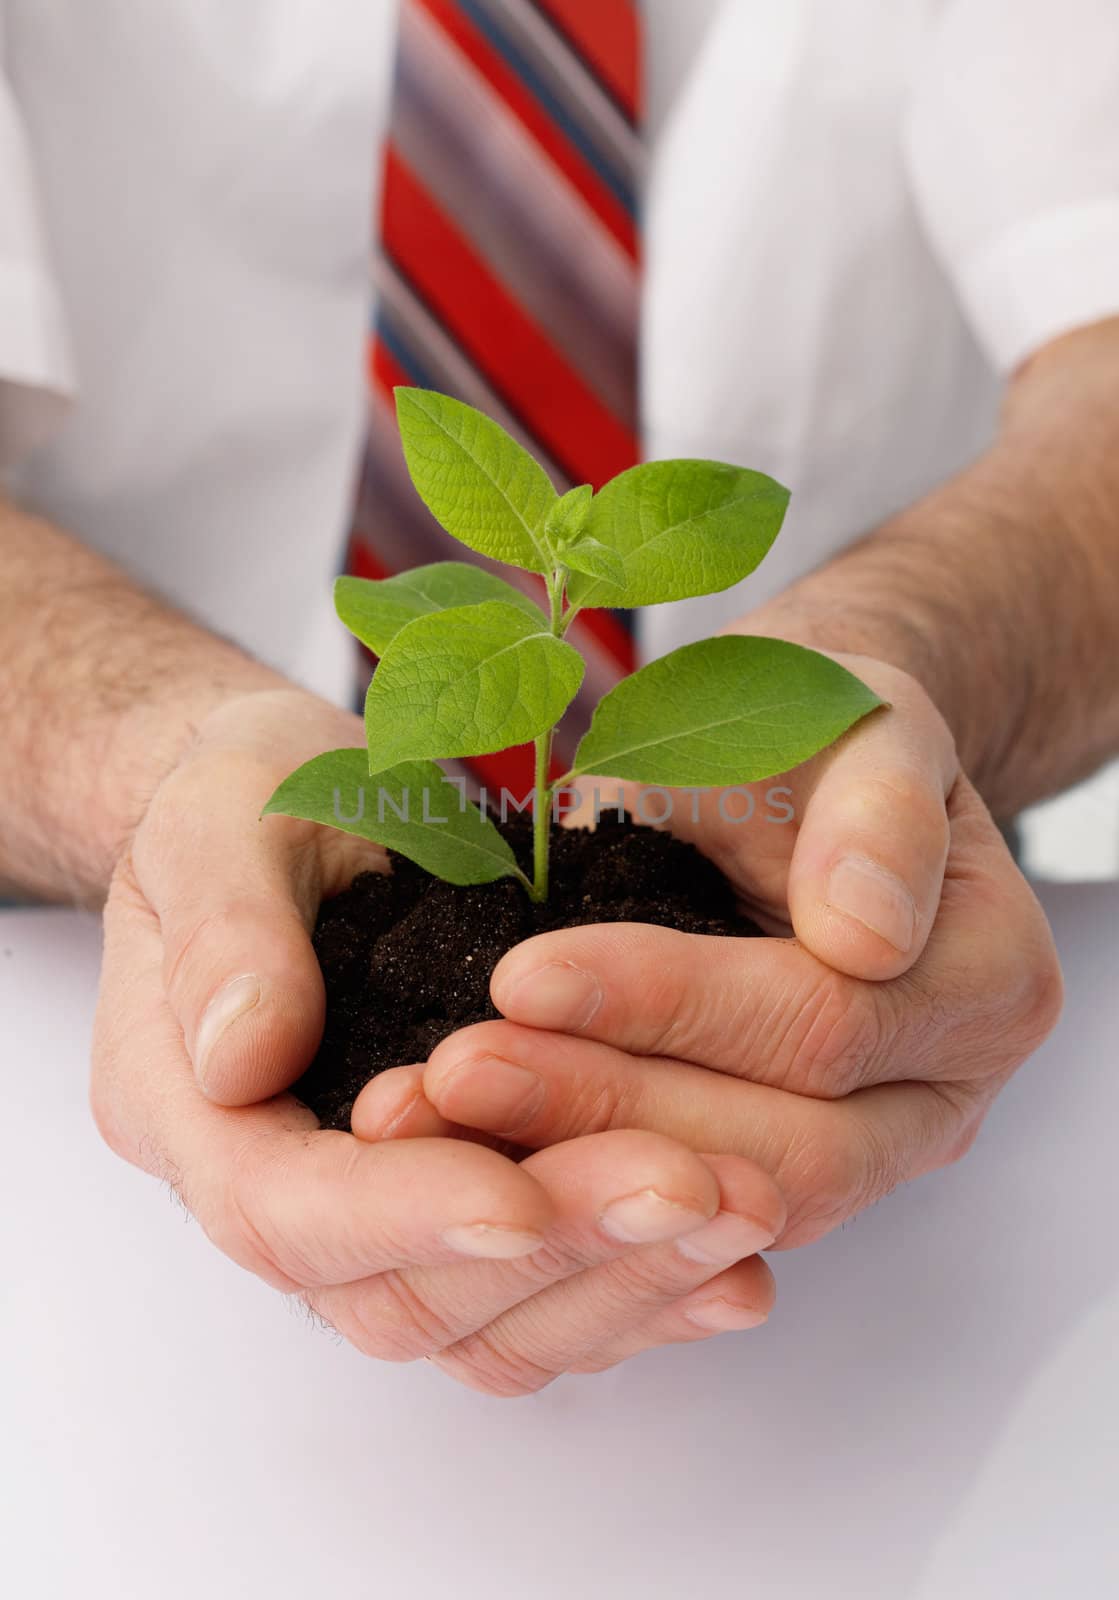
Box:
[295,813,762,1131]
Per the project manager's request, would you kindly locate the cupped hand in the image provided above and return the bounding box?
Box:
[90,688,784,1393]
[359,656,1064,1247]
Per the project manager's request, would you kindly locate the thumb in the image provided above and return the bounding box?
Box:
[127,722,377,1107]
[784,660,958,981]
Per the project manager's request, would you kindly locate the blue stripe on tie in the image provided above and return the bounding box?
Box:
[456,0,637,216]
[373,309,443,392]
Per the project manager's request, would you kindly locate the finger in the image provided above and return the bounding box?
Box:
[350,1067,510,1155]
[307,1137,782,1368]
[485,780,1058,1099]
[91,866,554,1291]
[489,921,887,1097]
[130,690,378,1106]
[351,1065,457,1141]
[782,657,958,980]
[570,1256,776,1374]
[423,1018,971,1247]
[420,1153,779,1394]
[431,1248,771,1397]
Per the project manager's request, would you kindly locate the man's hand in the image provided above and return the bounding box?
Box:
[90,687,786,1394]
[356,658,1063,1247]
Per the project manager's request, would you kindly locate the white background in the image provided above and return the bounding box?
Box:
[3,880,1117,1598]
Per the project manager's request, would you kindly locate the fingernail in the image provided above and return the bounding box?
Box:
[195,973,261,1090]
[600,1188,710,1244]
[684,1298,769,1332]
[439,1055,545,1130]
[500,962,602,1030]
[441,1224,545,1260]
[826,855,916,954]
[675,1211,775,1265]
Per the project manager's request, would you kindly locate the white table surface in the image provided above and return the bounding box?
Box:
[3,883,1117,1599]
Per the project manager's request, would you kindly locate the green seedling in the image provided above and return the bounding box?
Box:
[264,388,883,901]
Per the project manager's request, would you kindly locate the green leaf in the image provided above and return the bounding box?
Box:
[568,637,883,786]
[558,535,626,591]
[543,483,593,547]
[567,459,790,610]
[262,751,525,887]
[395,387,557,573]
[364,601,584,772]
[334,563,542,656]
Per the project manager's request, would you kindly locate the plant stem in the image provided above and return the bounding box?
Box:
[531,728,552,902]
[528,564,568,902]
[549,568,566,634]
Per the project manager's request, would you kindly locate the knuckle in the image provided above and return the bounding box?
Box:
[602,1247,685,1301]
[504,1233,586,1284]
[943,1104,986,1166]
[958,909,1065,1087]
[771,1124,865,1246]
[855,770,945,833]
[220,1131,419,1293]
[435,1328,557,1398]
[820,756,952,858]
[162,902,254,1005]
[626,932,717,1058]
[340,1272,459,1363]
[850,1107,907,1209]
[771,1086,928,1247]
[908,1081,987,1175]
[766,971,886,1097]
[1015,940,1065,1051]
[559,1070,642,1138]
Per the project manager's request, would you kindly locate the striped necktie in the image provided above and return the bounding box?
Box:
[346,0,643,797]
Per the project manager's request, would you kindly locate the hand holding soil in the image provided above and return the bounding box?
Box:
[89,687,787,1394]
[382,653,1063,1250]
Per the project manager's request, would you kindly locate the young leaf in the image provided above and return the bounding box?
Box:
[567,459,790,610]
[558,535,626,591]
[364,600,584,773]
[543,483,593,547]
[395,388,557,573]
[335,563,542,656]
[262,750,526,887]
[568,636,883,786]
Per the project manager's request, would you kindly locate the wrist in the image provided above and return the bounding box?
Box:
[90,663,294,896]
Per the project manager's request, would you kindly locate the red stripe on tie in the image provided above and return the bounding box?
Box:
[348,538,392,583]
[369,337,413,399]
[382,148,639,488]
[535,0,641,122]
[571,604,636,675]
[466,744,536,803]
[467,742,568,801]
[415,0,636,259]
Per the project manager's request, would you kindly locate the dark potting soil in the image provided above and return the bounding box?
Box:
[295,812,763,1131]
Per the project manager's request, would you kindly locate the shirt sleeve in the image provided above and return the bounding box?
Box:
[905,0,1119,373]
[0,33,75,470]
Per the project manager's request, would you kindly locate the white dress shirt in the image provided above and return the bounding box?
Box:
[1,0,1118,702]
